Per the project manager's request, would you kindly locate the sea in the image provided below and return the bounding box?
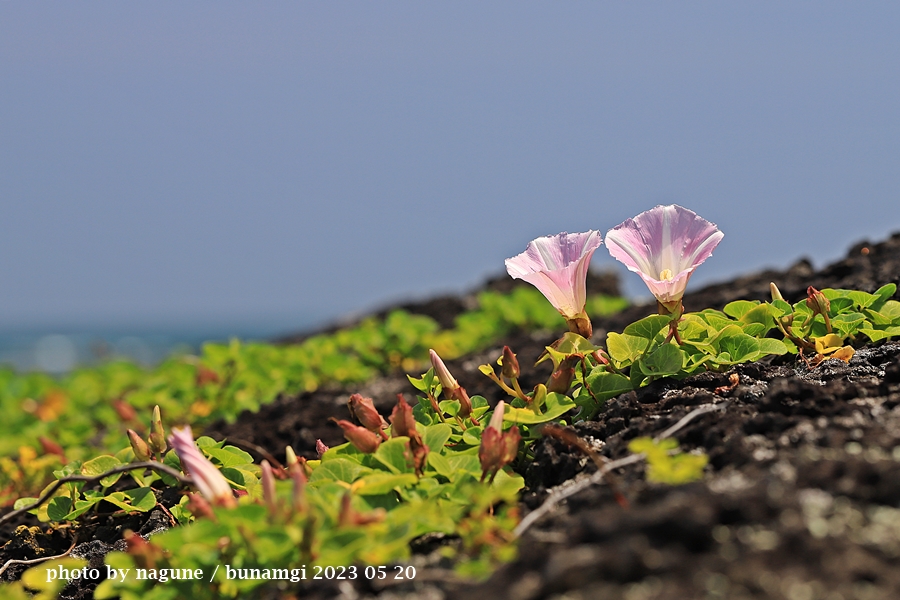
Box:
[0,318,319,374]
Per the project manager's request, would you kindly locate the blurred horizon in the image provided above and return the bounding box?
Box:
[2,3,899,369]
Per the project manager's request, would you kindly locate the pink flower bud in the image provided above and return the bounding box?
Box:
[169,426,236,508]
[315,439,329,459]
[430,349,459,391]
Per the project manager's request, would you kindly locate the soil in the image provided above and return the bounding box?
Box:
[3,232,900,600]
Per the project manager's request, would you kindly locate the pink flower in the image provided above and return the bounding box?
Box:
[605,205,723,309]
[169,426,236,508]
[505,231,602,336]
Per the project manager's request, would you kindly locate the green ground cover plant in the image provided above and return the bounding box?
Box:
[0,288,627,506]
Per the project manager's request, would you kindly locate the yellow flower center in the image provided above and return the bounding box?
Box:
[659,268,674,281]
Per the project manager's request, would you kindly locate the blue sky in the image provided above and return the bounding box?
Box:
[2,3,899,334]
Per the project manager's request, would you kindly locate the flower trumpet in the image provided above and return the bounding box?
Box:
[605,204,723,315]
[505,231,602,338]
[169,426,236,508]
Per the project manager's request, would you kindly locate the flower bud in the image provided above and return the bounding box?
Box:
[112,398,137,422]
[547,357,577,394]
[770,282,785,302]
[315,439,329,459]
[290,459,307,512]
[285,446,299,467]
[488,401,506,432]
[148,405,167,456]
[348,394,388,439]
[430,349,459,392]
[430,349,473,419]
[261,460,277,513]
[806,286,830,315]
[479,404,521,484]
[389,394,417,439]
[38,436,66,461]
[332,419,381,454]
[127,429,152,462]
[530,384,548,408]
[500,346,520,379]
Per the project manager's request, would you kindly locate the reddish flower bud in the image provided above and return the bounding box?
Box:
[389,394,417,439]
[124,530,164,571]
[501,346,520,379]
[289,460,307,512]
[332,419,381,454]
[806,286,830,315]
[112,398,137,422]
[478,401,521,483]
[547,356,578,394]
[38,436,66,461]
[348,394,388,439]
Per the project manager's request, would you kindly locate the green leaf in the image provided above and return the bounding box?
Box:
[81,455,123,488]
[880,300,900,321]
[309,458,372,484]
[121,487,157,512]
[427,452,454,478]
[98,488,156,513]
[859,326,900,342]
[373,437,413,474]
[677,316,711,342]
[204,445,254,467]
[605,332,649,366]
[831,312,866,336]
[757,338,789,356]
[740,323,768,337]
[47,496,72,521]
[870,283,897,312]
[423,423,452,453]
[503,392,576,424]
[585,369,634,402]
[739,304,776,330]
[623,315,671,340]
[723,300,759,319]
[354,473,418,495]
[637,344,684,378]
[770,299,793,316]
[718,333,759,362]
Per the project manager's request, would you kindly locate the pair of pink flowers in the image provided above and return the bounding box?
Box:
[505,205,724,331]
